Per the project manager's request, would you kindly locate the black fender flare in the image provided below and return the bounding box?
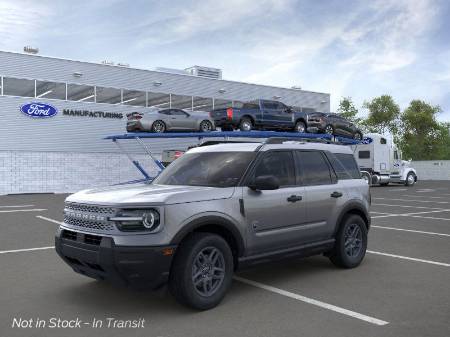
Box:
[334,200,371,234]
[170,215,246,256]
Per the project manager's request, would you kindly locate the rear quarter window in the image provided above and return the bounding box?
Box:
[328,153,361,179]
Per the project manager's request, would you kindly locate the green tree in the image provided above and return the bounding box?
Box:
[399,100,450,160]
[337,97,360,124]
[362,95,401,135]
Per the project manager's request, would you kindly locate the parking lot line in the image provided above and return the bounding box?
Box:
[372,203,445,210]
[408,215,450,221]
[401,195,449,199]
[234,276,389,326]
[0,246,54,254]
[371,225,450,237]
[374,197,450,204]
[372,209,450,219]
[367,251,450,267]
[0,204,35,208]
[36,215,62,225]
[0,209,47,213]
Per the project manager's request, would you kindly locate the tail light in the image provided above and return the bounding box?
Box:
[174,151,184,159]
[226,108,233,120]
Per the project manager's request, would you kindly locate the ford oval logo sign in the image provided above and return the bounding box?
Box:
[20,102,58,118]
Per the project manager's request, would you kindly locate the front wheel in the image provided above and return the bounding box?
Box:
[199,120,213,132]
[169,233,234,310]
[329,214,367,268]
[405,172,416,186]
[353,131,363,140]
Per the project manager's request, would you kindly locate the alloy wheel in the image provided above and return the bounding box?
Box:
[153,121,165,133]
[325,125,334,135]
[344,224,362,258]
[192,247,226,297]
[200,121,212,132]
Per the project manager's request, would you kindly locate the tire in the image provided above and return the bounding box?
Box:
[329,214,367,268]
[152,120,166,133]
[405,172,416,186]
[360,171,371,186]
[353,131,363,140]
[239,118,253,132]
[324,124,334,135]
[199,120,213,132]
[294,120,306,133]
[169,233,234,310]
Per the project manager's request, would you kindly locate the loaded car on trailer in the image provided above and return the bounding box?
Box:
[210,99,309,133]
[307,112,364,140]
[55,134,370,310]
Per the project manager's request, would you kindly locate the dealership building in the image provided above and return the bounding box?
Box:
[0,50,330,194]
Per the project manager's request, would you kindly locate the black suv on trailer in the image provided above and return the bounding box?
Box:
[307,112,363,140]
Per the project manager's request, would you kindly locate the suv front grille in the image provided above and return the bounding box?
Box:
[65,202,115,214]
[63,216,115,231]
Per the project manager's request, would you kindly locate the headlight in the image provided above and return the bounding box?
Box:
[111,209,160,232]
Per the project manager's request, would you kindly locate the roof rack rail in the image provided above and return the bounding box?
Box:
[264,137,332,144]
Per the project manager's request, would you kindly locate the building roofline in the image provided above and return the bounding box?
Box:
[0,50,330,96]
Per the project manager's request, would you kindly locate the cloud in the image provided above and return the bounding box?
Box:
[0,1,52,50]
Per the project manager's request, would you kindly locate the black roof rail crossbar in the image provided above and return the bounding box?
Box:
[264,137,332,144]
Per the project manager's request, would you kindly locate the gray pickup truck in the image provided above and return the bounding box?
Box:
[55,140,370,310]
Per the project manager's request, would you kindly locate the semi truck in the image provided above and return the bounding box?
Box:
[350,133,417,186]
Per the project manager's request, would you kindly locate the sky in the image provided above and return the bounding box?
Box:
[1,0,449,121]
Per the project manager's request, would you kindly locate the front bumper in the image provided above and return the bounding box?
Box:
[55,228,176,290]
[126,121,144,132]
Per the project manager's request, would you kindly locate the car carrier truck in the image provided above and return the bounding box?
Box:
[351,133,417,186]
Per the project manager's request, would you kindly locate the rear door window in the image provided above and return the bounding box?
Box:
[296,151,333,185]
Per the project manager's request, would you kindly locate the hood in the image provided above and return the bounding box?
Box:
[66,183,235,206]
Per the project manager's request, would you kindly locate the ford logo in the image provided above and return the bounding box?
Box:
[20,102,58,118]
[362,137,373,144]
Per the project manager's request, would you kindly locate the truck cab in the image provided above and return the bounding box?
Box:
[351,133,417,186]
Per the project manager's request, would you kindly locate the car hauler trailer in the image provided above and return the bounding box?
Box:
[350,133,417,186]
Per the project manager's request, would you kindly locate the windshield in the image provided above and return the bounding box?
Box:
[153,151,256,187]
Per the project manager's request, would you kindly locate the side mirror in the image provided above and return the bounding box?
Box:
[248,175,280,191]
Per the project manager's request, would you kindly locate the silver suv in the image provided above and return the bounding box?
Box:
[55,140,370,310]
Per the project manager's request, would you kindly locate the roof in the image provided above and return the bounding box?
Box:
[188,141,354,154]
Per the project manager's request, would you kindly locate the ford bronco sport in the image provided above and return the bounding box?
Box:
[55,140,370,310]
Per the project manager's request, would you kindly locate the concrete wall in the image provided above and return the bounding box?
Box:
[0,151,161,195]
[412,160,450,180]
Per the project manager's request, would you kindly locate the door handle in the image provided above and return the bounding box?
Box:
[330,191,343,198]
[287,195,302,202]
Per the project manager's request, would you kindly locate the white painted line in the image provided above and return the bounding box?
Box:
[371,225,450,237]
[367,251,450,267]
[372,209,450,219]
[372,203,445,210]
[401,195,449,199]
[0,209,47,213]
[234,276,389,326]
[0,246,54,254]
[374,197,450,204]
[408,215,450,221]
[387,188,408,191]
[0,204,35,208]
[36,215,63,225]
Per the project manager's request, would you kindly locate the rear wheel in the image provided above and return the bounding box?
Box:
[169,233,234,310]
[405,172,416,186]
[325,124,334,135]
[329,214,367,268]
[199,120,213,132]
[239,118,253,132]
[353,131,363,140]
[152,120,166,133]
[294,120,306,133]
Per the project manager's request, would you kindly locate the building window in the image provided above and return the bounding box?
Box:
[193,96,213,112]
[36,80,66,100]
[3,77,35,97]
[95,86,122,104]
[171,94,193,110]
[67,84,95,102]
[122,89,146,107]
[213,99,232,110]
[147,92,170,108]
